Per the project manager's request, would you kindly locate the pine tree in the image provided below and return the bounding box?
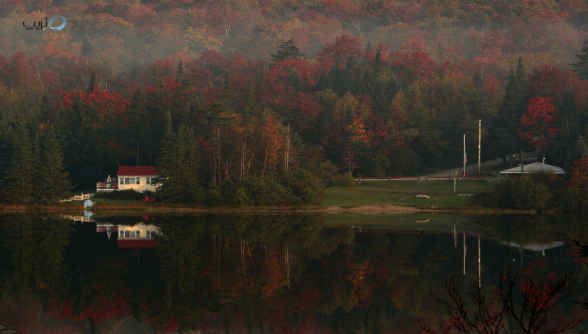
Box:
[220,72,237,108]
[31,132,41,197]
[571,38,588,80]
[242,78,257,121]
[176,59,185,82]
[270,39,305,64]
[155,111,179,202]
[87,70,97,93]
[0,125,15,199]
[39,94,52,124]
[62,95,99,189]
[4,123,34,202]
[490,58,529,164]
[286,68,304,92]
[38,126,73,202]
[572,135,588,162]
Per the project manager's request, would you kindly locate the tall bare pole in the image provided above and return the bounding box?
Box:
[463,134,466,180]
[478,120,481,177]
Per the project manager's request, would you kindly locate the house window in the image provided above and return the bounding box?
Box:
[137,177,141,185]
[120,231,124,238]
[120,178,125,185]
[125,231,130,238]
[146,231,151,238]
[125,177,130,185]
[146,177,151,185]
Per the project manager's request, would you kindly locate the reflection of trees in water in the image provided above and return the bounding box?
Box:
[421,264,586,334]
[1,214,587,333]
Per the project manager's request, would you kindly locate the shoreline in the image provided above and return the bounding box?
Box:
[0,203,548,215]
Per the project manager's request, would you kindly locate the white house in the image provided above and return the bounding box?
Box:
[117,166,160,192]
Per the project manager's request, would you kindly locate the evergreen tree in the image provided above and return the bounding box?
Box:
[62,95,100,189]
[87,70,97,93]
[560,86,577,139]
[4,123,34,202]
[571,38,588,80]
[31,132,41,196]
[490,57,529,164]
[176,59,185,82]
[270,39,305,64]
[39,94,52,125]
[286,68,304,92]
[220,72,237,108]
[155,111,180,202]
[39,126,73,202]
[242,78,257,121]
[571,135,588,162]
[129,86,149,165]
[0,125,15,199]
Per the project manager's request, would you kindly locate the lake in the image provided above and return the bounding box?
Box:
[0,213,586,333]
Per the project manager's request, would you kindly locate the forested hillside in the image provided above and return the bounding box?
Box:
[1,0,588,198]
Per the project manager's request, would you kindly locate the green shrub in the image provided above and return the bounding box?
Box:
[465,189,497,208]
[496,177,552,210]
[329,172,354,188]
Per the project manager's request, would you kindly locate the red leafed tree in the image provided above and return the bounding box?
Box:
[528,65,575,104]
[519,96,558,150]
[322,0,367,34]
[317,35,363,71]
[391,50,437,82]
[567,158,588,189]
[262,116,284,176]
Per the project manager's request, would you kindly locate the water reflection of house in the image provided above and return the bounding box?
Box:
[95,222,161,248]
[116,223,161,248]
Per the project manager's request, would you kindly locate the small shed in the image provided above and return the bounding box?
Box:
[499,162,565,178]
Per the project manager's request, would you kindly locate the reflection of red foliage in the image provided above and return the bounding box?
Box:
[60,289,131,322]
[567,158,588,189]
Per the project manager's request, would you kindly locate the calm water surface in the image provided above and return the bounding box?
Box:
[0,213,587,333]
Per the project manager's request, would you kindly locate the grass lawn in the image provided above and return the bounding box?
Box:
[92,197,144,206]
[317,179,496,209]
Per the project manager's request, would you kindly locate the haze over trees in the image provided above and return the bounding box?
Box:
[1,0,588,199]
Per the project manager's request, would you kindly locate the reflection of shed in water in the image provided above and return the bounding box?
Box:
[503,241,565,266]
[117,223,161,248]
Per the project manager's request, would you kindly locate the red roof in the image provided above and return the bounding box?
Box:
[117,166,159,176]
[118,240,160,248]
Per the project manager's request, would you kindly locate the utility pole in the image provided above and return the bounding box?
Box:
[478,120,481,177]
[454,169,457,195]
[463,134,466,180]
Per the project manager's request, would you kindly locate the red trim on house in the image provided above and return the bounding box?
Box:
[117,166,159,176]
[117,240,160,248]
